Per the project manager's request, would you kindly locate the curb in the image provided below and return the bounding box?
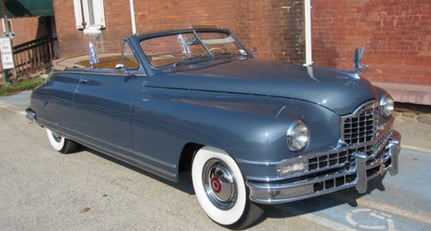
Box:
[401,145,431,153]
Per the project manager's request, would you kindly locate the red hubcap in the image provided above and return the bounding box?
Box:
[211,176,222,193]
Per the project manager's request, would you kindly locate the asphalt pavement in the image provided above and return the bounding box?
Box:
[0,91,430,230]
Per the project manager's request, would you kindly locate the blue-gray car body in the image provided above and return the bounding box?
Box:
[27,28,401,207]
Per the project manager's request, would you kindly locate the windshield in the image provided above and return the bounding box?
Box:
[139,31,248,68]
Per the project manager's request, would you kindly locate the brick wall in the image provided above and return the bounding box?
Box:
[136,0,305,62]
[312,0,431,85]
[52,0,431,104]
[53,0,131,57]
[0,16,53,78]
[0,16,51,46]
[53,0,305,63]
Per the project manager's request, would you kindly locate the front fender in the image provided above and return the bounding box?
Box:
[132,87,340,177]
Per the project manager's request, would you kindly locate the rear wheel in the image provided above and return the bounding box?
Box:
[191,146,263,229]
[46,129,79,154]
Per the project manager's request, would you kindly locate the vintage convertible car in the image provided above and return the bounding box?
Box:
[26,28,401,229]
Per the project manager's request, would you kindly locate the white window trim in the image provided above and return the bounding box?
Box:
[73,0,106,34]
[1,18,12,33]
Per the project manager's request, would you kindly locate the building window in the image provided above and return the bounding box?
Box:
[73,0,105,34]
[1,18,12,33]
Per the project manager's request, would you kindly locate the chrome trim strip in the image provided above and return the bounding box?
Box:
[37,118,177,174]
[249,181,356,205]
[350,100,378,116]
[249,168,356,191]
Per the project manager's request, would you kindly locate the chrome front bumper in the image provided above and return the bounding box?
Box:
[248,130,401,205]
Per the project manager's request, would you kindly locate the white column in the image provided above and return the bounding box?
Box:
[304,0,313,66]
[129,0,137,35]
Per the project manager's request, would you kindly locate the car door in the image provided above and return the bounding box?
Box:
[73,38,145,155]
[130,85,183,180]
[73,71,144,154]
[32,72,80,131]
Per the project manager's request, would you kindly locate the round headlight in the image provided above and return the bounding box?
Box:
[286,120,309,151]
[380,96,394,118]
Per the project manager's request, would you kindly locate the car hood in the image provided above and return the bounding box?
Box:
[147,59,376,115]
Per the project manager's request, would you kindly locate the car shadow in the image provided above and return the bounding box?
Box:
[82,147,196,194]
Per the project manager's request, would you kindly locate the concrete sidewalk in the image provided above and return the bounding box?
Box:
[0,90,32,107]
[1,91,430,152]
[394,104,431,152]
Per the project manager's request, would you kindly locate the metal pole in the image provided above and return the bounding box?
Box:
[304,0,313,66]
[1,0,9,32]
[129,0,137,35]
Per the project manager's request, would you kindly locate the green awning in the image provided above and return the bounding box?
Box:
[1,0,53,18]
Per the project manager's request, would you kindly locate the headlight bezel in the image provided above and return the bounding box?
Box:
[286,120,310,152]
[379,95,394,118]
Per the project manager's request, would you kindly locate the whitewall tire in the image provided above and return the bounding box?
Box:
[192,146,263,229]
[46,129,79,154]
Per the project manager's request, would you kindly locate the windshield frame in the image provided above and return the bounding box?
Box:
[136,28,251,71]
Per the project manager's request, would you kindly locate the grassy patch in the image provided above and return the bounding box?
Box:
[0,78,44,96]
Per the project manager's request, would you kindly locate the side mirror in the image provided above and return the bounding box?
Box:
[353,47,368,73]
[115,63,125,69]
[115,63,126,73]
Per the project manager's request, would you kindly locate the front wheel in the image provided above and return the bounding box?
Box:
[46,129,79,154]
[191,146,263,229]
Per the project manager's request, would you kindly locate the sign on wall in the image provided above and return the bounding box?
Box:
[0,37,14,69]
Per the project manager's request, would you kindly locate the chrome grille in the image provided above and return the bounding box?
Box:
[342,103,377,144]
[307,146,371,172]
[307,129,392,190]
[307,129,391,172]
[303,101,394,194]
[308,151,350,171]
[314,174,356,192]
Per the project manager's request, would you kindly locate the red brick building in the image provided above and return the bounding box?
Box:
[0,0,54,45]
[1,17,51,46]
[54,0,306,63]
[0,0,56,81]
[312,0,431,105]
[52,0,431,105]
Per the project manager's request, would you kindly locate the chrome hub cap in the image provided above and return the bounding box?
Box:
[203,159,237,210]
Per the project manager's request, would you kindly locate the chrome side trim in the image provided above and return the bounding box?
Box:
[36,118,178,180]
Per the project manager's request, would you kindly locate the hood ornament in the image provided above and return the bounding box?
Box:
[353,47,368,73]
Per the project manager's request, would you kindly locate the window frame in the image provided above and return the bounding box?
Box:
[73,0,106,34]
[1,18,13,33]
[119,40,140,70]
